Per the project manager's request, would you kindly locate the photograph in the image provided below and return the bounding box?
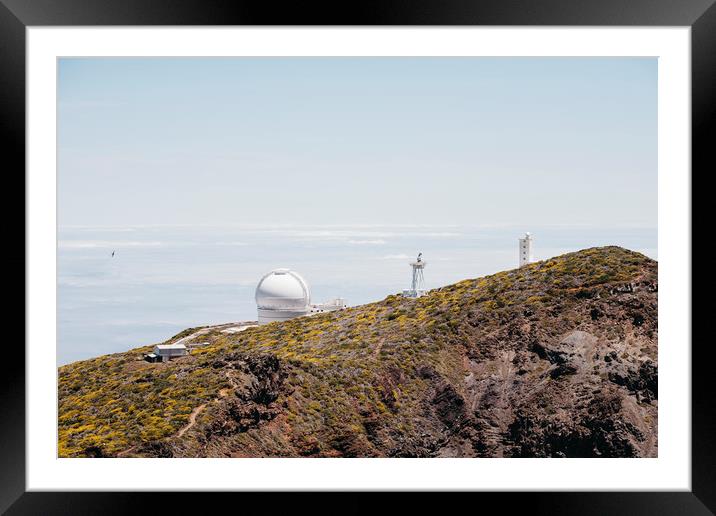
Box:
[56,56,659,459]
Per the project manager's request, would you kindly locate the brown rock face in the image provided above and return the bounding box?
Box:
[59,246,658,458]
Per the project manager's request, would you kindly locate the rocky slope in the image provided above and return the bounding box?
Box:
[58,246,657,458]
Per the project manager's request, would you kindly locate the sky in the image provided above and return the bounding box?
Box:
[58,57,657,228]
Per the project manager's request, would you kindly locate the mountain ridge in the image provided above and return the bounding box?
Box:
[58,246,658,458]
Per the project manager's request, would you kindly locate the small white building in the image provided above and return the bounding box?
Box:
[310,298,346,314]
[519,232,534,267]
[255,268,346,325]
[153,342,188,362]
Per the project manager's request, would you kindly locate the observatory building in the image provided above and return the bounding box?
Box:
[255,268,346,325]
[519,232,534,267]
[402,253,427,298]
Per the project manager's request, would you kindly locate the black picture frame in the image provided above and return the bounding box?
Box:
[2,0,712,513]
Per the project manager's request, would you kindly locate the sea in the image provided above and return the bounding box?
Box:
[57,225,657,366]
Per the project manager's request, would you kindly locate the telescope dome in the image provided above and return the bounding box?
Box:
[255,269,310,310]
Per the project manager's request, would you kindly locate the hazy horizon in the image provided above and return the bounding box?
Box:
[57,57,657,365]
[57,222,657,365]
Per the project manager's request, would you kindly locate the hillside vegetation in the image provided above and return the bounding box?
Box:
[58,246,658,458]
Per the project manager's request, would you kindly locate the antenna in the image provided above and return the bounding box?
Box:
[403,252,427,298]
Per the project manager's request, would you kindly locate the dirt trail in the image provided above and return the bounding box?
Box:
[373,338,385,358]
[173,328,211,346]
[177,403,207,438]
[116,445,138,458]
[177,371,237,438]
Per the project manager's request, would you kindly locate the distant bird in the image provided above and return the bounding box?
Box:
[111,250,115,257]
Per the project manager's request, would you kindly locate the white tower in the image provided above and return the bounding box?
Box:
[519,232,534,267]
[402,252,427,298]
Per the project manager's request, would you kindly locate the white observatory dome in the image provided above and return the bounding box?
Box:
[255,268,310,311]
